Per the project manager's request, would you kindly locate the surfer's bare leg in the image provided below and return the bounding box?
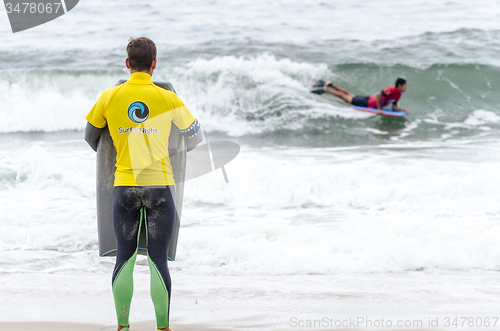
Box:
[323,81,355,103]
[325,81,352,94]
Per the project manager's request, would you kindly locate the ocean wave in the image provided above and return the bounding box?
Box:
[1,55,500,145]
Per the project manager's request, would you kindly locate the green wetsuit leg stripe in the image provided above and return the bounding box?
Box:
[111,205,144,327]
[112,251,138,326]
[144,207,171,329]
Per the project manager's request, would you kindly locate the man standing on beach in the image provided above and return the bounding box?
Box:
[85,37,202,331]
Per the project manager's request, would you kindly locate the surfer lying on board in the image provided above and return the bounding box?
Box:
[85,37,203,331]
[312,78,409,115]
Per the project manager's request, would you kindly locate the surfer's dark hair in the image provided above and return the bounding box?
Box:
[126,37,157,71]
[395,77,406,87]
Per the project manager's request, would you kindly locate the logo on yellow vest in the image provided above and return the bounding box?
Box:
[127,101,150,123]
[118,127,160,135]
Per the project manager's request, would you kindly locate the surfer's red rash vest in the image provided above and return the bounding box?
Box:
[368,86,402,108]
[86,72,195,186]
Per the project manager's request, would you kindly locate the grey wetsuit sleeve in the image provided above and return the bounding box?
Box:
[85,121,105,152]
[181,119,203,152]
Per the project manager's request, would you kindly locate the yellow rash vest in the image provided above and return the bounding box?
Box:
[86,72,195,186]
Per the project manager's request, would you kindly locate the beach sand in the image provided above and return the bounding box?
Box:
[2,268,500,331]
[0,320,228,331]
[0,321,438,331]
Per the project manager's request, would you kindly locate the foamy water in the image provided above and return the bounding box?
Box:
[1,134,499,276]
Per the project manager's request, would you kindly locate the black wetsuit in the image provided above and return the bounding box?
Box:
[111,186,176,329]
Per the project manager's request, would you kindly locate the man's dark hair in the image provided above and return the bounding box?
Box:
[126,37,157,71]
[395,77,406,87]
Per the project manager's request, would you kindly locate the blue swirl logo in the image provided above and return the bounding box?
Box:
[127,101,150,123]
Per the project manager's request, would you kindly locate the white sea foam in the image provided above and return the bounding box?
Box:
[163,54,366,135]
[0,70,119,133]
[0,142,96,253]
[176,144,500,274]
[464,110,500,126]
[4,137,498,275]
